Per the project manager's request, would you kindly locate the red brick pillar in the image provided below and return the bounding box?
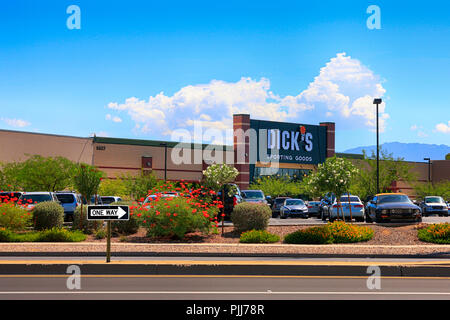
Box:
[233,114,251,190]
[320,122,335,158]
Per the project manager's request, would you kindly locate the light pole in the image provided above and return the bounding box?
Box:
[373,98,382,194]
[160,143,168,181]
[424,157,431,183]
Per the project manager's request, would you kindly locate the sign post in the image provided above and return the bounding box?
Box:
[87,205,129,263]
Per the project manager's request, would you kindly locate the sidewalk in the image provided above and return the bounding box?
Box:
[0,242,449,257]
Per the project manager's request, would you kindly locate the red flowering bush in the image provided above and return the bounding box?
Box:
[135,182,221,240]
[0,202,32,231]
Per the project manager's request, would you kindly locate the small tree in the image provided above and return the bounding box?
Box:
[98,178,129,199]
[250,175,302,197]
[73,164,104,204]
[306,156,359,221]
[120,170,159,200]
[202,164,239,235]
[414,180,450,200]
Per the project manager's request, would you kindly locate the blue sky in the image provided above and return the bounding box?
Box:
[1,0,449,151]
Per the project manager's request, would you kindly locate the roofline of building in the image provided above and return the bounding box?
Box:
[0,128,91,140]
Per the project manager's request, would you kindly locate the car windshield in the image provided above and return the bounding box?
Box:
[425,197,444,203]
[275,198,289,204]
[20,194,52,203]
[101,197,116,204]
[378,195,412,204]
[339,196,360,202]
[242,191,264,199]
[285,199,304,206]
[56,194,76,204]
[309,202,320,205]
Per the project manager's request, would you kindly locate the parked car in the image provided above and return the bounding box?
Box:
[328,194,365,222]
[19,192,60,211]
[319,193,336,221]
[280,198,308,219]
[55,192,83,221]
[0,191,23,203]
[366,193,422,223]
[143,192,179,205]
[100,196,123,204]
[241,190,270,206]
[272,197,291,218]
[420,196,449,217]
[306,201,321,217]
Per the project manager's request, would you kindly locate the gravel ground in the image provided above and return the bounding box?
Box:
[0,224,449,256]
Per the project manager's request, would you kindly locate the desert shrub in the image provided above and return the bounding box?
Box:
[111,201,139,235]
[326,221,374,243]
[239,229,280,243]
[33,201,64,230]
[418,223,450,244]
[231,202,272,233]
[95,228,107,239]
[72,205,103,234]
[36,228,86,242]
[0,203,32,231]
[284,226,333,244]
[284,221,374,244]
[138,196,213,240]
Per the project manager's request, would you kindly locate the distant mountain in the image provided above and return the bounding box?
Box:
[343,142,450,162]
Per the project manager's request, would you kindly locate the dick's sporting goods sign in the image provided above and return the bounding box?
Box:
[250,119,327,165]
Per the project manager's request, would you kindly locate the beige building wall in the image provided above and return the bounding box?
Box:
[0,129,93,164]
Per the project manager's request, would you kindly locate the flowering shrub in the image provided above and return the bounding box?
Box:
[0,202,31,231]
[418,223,450,244]
[239,230,280,243]
[111,201,139,235]
[326,221,374,243]
[284,221,374,244]
[136,182,221,240]
[231,202,272,233]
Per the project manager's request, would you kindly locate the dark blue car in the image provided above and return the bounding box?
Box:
[366,193,422,223]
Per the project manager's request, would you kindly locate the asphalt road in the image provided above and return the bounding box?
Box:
[0,275,449,300]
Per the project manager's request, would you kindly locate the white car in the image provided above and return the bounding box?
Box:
[420,196,449,217]
[19,192,60,211]
[328,194,365,222]
[100,196,123,204]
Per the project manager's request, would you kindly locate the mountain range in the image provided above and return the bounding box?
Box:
[342,142,450,162]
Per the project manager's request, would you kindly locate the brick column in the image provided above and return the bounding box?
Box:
[233,114,251,190]
[319,122,335,158]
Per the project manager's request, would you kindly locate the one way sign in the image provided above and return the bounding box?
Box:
[87,205,129,220]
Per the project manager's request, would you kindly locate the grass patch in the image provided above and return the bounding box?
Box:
[0,227,86,242]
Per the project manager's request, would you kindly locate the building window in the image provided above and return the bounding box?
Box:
[141,156,152,169]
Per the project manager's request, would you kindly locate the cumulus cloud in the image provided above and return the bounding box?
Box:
[107,52,388,141]
[105,114,122,123]
[1,118,31,128]
[435,121,450,134]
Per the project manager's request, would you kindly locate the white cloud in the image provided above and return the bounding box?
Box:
[410,124,418,131]
[105,114,122,123]
[435,121,450,134]
[107,52,388,140]
[1,118,31,128]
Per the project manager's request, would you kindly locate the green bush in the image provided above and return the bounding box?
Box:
[284,226,333,244]
[284,221,374,244]
[95,228,107,239]
[33,201,64,231]
[138,196,213,240]
[111,201,139,235]
[36,228,86,242]
[72,205,103,234]
[231,202,272,233]
[0,203,32,231]
[418,223,450,244]
[0,227,85,242]
[239,229,280,243]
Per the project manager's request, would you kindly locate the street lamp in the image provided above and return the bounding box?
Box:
[424,157,431,183]
[160,143,168,181]
[373,98,382,194]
